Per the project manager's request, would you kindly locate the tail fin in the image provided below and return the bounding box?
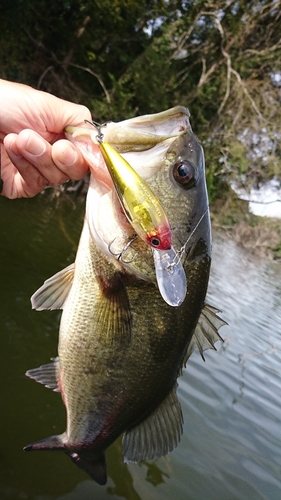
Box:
[24,434,65,451]
[24,435,107,485]
[68,452,107,485]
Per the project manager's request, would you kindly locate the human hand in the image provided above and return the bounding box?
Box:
[0,79,92,198]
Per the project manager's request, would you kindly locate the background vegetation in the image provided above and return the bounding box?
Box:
[1,0,281,204]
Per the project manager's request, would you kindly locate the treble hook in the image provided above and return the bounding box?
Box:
[108,235,138,264]
[84,119,107,144]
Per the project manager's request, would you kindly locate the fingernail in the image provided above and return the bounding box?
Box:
[25,134,46,156]
[59,146,78,167]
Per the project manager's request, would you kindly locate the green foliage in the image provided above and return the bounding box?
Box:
[1,0,281,200]
[227,141,251,175]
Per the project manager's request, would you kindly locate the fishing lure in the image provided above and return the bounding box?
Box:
[91,121,187,306]
[152,247,187,307]
[99,140,172,251]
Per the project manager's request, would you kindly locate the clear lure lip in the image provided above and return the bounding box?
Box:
[151,209,209,307]
[152,246,187,307]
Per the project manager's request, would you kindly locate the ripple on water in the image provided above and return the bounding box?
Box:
[174,234,281,499]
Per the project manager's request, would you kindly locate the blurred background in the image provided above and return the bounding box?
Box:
[1,0,281,210]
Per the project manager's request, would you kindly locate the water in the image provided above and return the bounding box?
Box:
[1,191,281,500]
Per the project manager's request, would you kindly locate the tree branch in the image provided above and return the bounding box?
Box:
[68,63,111,103]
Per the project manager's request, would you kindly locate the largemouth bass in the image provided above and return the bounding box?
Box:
[24,106,226,485]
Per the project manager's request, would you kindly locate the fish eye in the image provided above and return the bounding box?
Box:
[173,160,196,189]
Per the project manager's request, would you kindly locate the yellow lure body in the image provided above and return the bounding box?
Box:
[100,142,172,250]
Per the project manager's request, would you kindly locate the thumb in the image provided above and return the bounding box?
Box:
[52,139,89,180]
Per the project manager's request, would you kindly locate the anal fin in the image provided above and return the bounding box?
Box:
[122,386,183,463]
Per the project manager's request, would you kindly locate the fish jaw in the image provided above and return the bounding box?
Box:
[65,106,190,153]
[65,106,191,184]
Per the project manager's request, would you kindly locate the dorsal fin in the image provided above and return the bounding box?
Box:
[25,358,60,392]
[31,263,75,310]
[183,303,227,365]
[122,386,183,463]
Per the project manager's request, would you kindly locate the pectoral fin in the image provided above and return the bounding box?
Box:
[25,357,60,392]
[122,387,183,463]
[96,275,132,344]
[31,263,75,310]
[183,303,227,364]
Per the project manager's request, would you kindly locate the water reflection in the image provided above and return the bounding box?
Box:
[1,193,281,500]
[106,440,142,500]
[143,462,169,487]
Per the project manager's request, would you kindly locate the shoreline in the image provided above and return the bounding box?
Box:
[210,190,281,261]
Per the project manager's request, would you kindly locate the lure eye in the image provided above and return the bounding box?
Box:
[173,160,196,189]
[150,237,161,247]
[147,232,171,250]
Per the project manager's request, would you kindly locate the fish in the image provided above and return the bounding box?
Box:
[24,106,226,485]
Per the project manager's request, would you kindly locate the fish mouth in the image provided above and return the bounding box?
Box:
[65,106,190,154]
[65,106,191,267]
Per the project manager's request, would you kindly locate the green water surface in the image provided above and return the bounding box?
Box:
[1,191,281,500]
